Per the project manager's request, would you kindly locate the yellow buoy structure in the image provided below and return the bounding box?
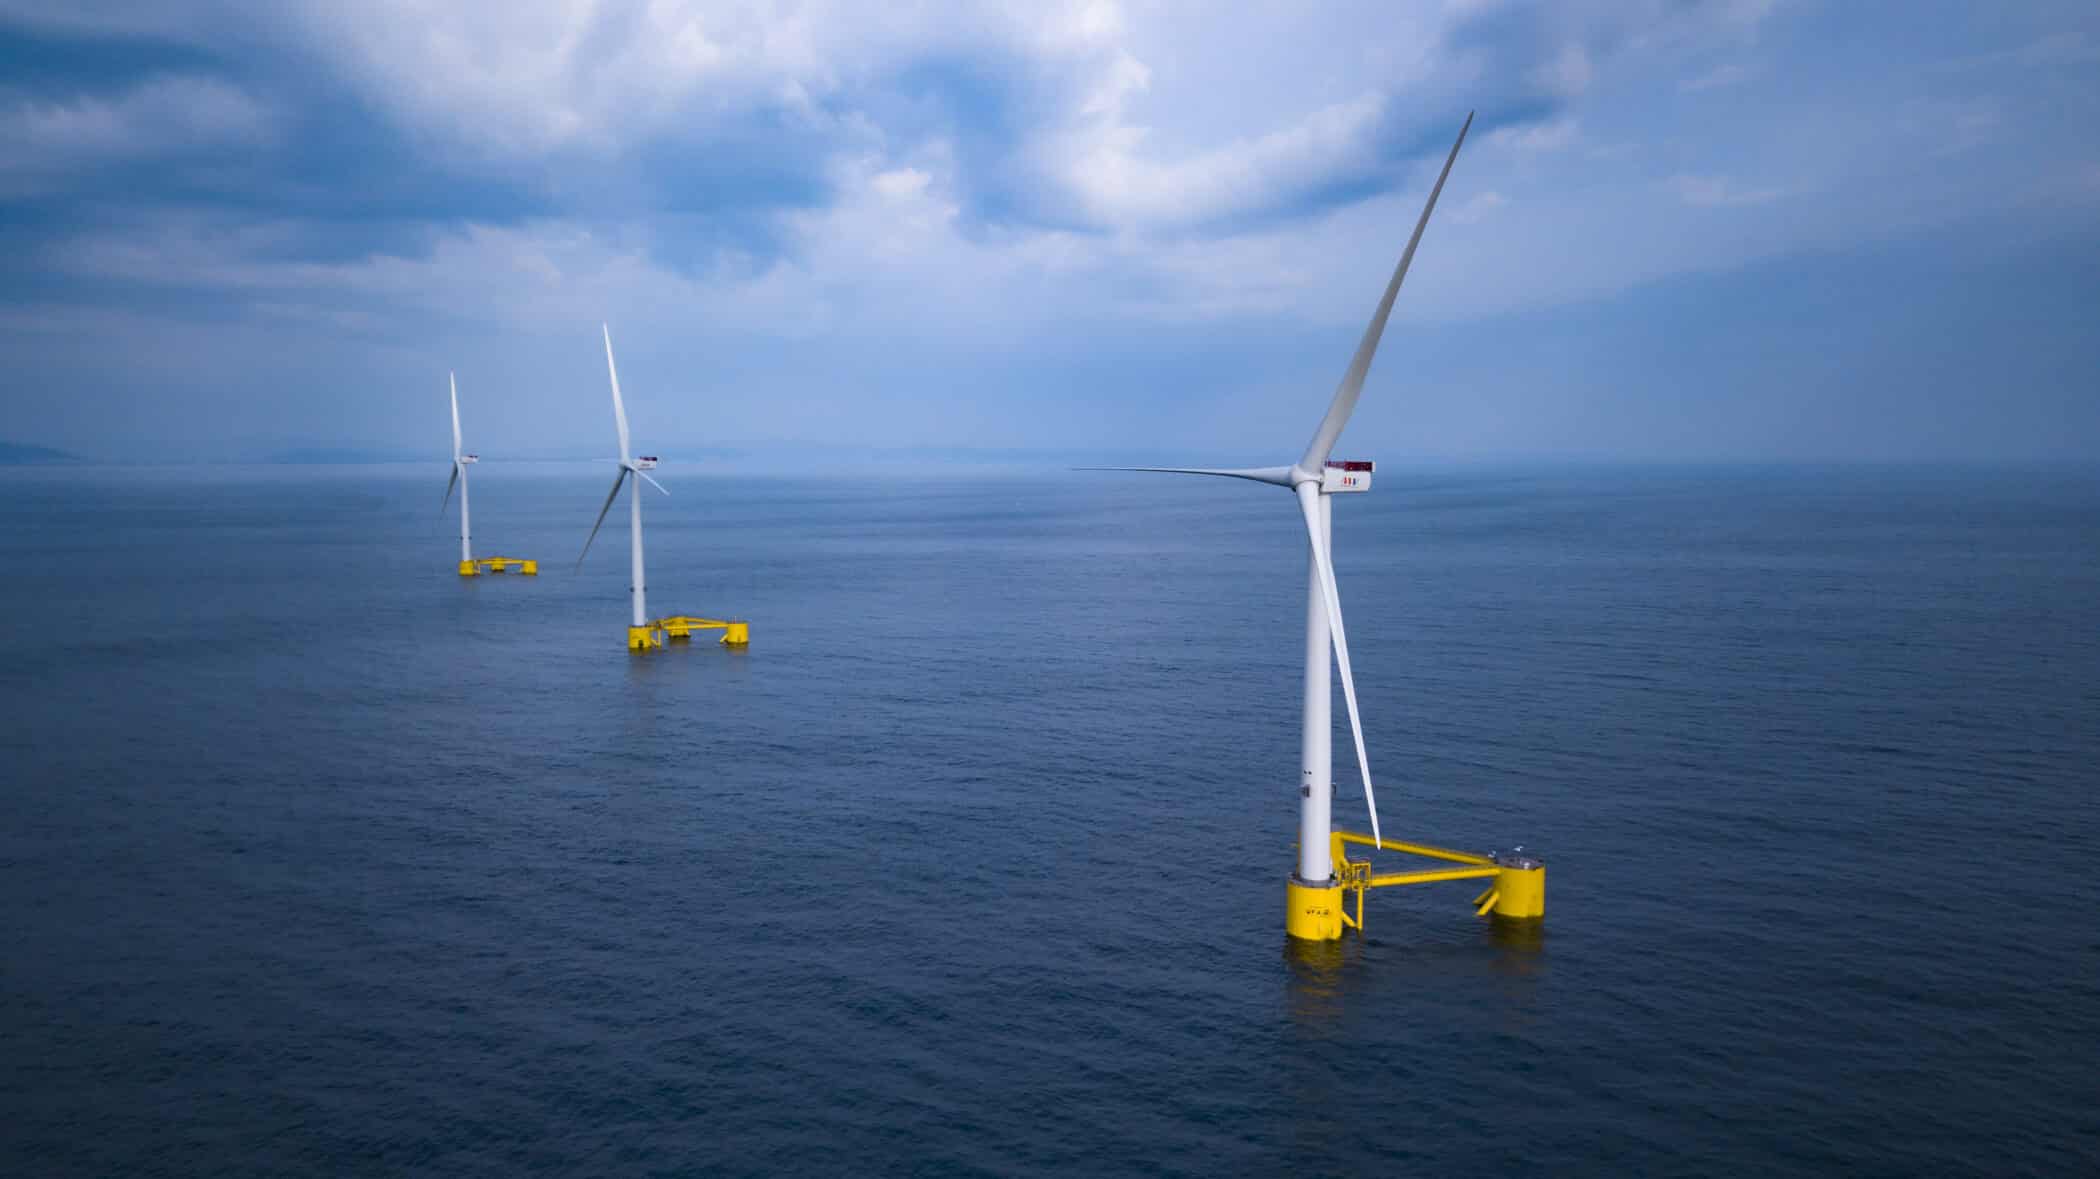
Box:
[575,325,749,652]
[444,372,536,577]
[1091,111,1541,941]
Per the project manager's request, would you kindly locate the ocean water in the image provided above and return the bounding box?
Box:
[2,462,2096,1176]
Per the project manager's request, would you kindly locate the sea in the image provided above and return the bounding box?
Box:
[2,461,2096,1176]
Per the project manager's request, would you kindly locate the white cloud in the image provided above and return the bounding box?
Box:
[1932,30,2100,72]
[1079,50,1150,119]
[1489,117,1580,153]
[1044,91,1391,228]
[1680,62,1752,92]
[1893,96,2003,157]
[1669,174,1785,207]
[1450,189,1507,224]
[870,167,932,200]
[1531,43,1594,98]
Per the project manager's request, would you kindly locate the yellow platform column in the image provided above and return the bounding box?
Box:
[458,560,478,577]
[721,621,750,646]
[1286,877,1344,941]
[1490,853,1546,920]
[627,625,661,651]
[520,560,537,576]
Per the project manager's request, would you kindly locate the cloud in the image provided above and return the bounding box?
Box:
[870,167,933,200]
[0,74,274,190]
[1531,43,1594,98]
[1042,91,1393,228]
[1896,96,2002,157]
[1669,174,1785,207]
[1489,116,1580,153]
[1680,62,1752,91]
[278,1,1145,160]
[1450,189,1507,224]
[0,1,1792,238]
[1932,29,2100,72]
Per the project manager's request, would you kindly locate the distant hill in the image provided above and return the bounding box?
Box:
[0,441,82,464]
[265,447,425,464]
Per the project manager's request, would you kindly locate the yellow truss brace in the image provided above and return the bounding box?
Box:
[627,615,751,650]
[1327,830,1544,932]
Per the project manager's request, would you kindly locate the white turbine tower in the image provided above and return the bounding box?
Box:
[575,326,749,650]
[1093,113,1537,940]
[444,373,536,577]
[443,373,475,571]
[578,325,670,647]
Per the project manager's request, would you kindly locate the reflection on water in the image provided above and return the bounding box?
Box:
[1487,915,1546,957]
[1283,914,1548,1029]
[1281,935,1358,1041]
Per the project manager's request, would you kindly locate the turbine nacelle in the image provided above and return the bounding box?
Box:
[1322,460,1372,494]
[458,454,479,465]
[1271,460,1372,492]
[632,456,659,470]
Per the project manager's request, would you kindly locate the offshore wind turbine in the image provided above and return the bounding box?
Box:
[442,373,535,577]
[577,325,748,651]
[1092,112,1543,940]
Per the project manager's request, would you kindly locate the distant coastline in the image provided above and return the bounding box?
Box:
[264,447,429,465]
[0,441,82,465]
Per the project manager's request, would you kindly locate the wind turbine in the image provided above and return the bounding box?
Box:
[578,325,748,650]
[443,372,535,577]
[1092,112,1538,939]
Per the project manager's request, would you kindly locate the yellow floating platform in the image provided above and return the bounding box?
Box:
[1292,831,1544,940]
[628,615,750,650]
[458,557,537,576]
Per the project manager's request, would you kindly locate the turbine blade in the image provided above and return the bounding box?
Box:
[1298,110,1472,474]
[1076,465,1295,487]
[449,371,462,461]
[1297,482,1383,847]
[636,470,669,497]
[578,468,629,568]
[442,461,458,515]
[603,323,631,465]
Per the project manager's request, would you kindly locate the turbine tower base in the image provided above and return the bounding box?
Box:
[628,616,750,651]
[1286,877,1345,941]
[460,557,537,576]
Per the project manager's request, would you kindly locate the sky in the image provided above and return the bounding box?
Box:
[0,0,2095,464]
